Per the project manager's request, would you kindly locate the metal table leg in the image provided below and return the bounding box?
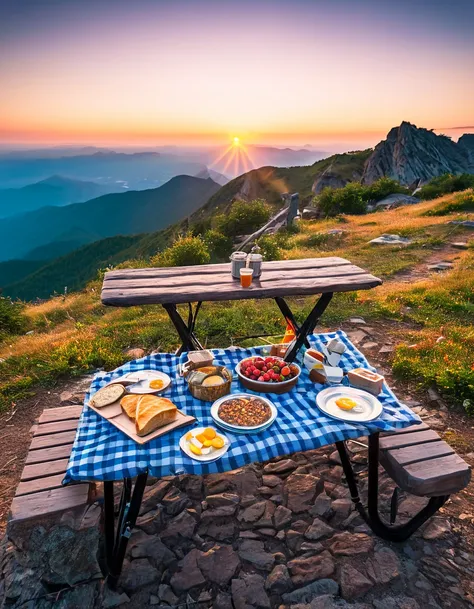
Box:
[162,302,204,354]
[335,435,449,542]
[104,472,149,589]
[282,292,334,363]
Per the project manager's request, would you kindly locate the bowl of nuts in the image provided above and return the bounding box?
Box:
[236,356,301,394]
[211,393,277,433]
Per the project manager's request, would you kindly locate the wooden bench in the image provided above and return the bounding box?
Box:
[8,405,93,526]
[380,422,471,498]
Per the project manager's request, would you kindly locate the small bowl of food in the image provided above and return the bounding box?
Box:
[236,356,301,394]
[303,348,325,371]
[186,365,232,402]
[211,393,277,433]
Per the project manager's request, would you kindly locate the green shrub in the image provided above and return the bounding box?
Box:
[257,235,282,261]
[316,178,408,217]
[0,297,27,338]
[215,199,272,236]
[418,173,474,200]
[203,230,233,261]
[152,235,211,267]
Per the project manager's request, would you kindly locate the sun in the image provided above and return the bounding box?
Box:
[233,136,240,146]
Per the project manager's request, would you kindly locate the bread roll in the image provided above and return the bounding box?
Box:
[121,394,140,420]
[90,384,125,408]
[135,395,177,436]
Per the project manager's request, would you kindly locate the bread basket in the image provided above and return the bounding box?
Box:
[186,365,232,402]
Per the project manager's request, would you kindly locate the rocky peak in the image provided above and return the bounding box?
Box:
[458,134,474,166]
[362,122,472,187]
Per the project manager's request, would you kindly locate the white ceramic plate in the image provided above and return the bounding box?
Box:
[179,427,230,462]
[316,386,383,422]
[211,393,277,433]
[119,370,171,394]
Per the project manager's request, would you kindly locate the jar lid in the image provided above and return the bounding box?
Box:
[230,251,247,261]
[247,253,263,262]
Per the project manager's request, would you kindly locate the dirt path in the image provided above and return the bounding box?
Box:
[393,240,471,283]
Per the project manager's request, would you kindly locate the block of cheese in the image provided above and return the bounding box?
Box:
[347,368,384,395]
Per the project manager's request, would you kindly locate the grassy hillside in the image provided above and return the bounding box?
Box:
[0,189,472,414]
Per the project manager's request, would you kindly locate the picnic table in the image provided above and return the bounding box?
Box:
[61,257,468,588]
[101,257,381,362]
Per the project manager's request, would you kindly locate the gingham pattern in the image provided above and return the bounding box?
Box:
[64,331,421,483]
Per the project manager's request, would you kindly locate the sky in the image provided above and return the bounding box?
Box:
[1,0,473,148]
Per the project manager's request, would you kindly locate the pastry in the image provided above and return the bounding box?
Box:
[135,395,177,436]
[90,383,125,408]
[121,394,140,420]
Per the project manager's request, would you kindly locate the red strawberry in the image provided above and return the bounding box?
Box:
[258,375,265,381]
[281,366,290,376]
[263,373,270,381]
[262,366,268,373]
[255,361,264,370]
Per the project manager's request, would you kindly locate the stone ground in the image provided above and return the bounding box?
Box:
[1,320,474,608]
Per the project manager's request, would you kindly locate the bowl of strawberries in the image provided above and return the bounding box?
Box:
[236,355,301,394]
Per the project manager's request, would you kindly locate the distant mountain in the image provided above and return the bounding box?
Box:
[362,122,474,186]
[0,175,122,218]
[0,259,46,288]
[195,168,229,186]
[0,175,220,261]
[192,150,371,222]
[22,227,102,260]
[0,151,208,190]
[2,235,145,300]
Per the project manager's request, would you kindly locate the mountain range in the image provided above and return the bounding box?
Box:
[0,175,220,261]
[0,175,122,218]
[1,122,473,301]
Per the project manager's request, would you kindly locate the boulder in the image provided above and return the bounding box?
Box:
[238,539,275,571]
[285,474,320,513]
[329,532,374,556]
[197,545,240,585]
[273,505,293,529]
[340,563,373,600]
[288,551,335,585]
[170,549,206,593]
[366,547,400,584]
[304,518,334,541]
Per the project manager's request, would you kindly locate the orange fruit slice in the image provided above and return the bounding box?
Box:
[195,433,207,444]
[189,444,202,456]
[203,427,216,440]
[203,439,213,447]
[211,436,225,449]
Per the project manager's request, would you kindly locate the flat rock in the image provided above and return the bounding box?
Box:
[160,509,196,539]
[331,498,352,520]
[349,317,366,324]
[206,493,240,508]
[120,558,160,593]
[139,480,172,515]
[449,220,474,228]
[262,474,282,488]
[273,505,293,529]
[300,541,324,553]
[340,563,373,600]
[366,547,400,584]
[373,596,420,609]
[288,551,335,585]
[101,588,131,609]
[304,518,334,541]
[162,487,190,516]
[265,564,293,594]
[129,531,175,568]
[428,262,453,271]
[232,573,270,609]
[264,459,298,475]
[170,549,206,593]
[282,578,339,604]
[346,330,367,344]
[158,584,179,605]
[214,592,234,609]
[285,474,320,513]
[422,518,451,540]
[205,468,260,496]
[369,234,411,246]
[451,242,469,249]
[238,539,275,571]
[239,501,267,523]
[329,532,374,556]
[197,544,240,585]
[310,494,333,519]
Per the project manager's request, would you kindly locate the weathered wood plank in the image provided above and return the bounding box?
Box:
[104,257,353,280]
[402,453,471,497]
[383,440,455,467]
[379,429,440,450]
[21,458,69,481]
[10,485,89,521]
[30,430,77,450]
[34,419,79,437]
[26,444,74,465]
[102,265,371,292]
[16,474,66,496]
[102,273,382,306]
[38,406,83,424]
[380,422,429,437]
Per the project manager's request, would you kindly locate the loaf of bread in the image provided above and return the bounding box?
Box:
[135,395,177,436]
[121,394,140,420]
[90,383,125,408]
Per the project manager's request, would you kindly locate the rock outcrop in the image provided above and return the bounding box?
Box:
[362,122,472,186]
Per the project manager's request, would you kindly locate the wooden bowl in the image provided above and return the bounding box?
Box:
[236,358,301,395]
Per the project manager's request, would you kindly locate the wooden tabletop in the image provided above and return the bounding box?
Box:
[101,257,382,306]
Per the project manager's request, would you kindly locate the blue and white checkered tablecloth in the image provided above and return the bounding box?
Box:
[63,331,421,483]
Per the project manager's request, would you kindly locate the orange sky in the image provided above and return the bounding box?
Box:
[1,1,473,147]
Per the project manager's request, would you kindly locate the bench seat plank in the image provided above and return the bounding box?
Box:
[379,429,440,450]
[26,444,74,465]
[34,419,80,437]
[38,406,83,424]
[30,430,77,450]
[16,473,66,496]
[21,458,70,481]
[10,485,90,521]
[384,440,454,467]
